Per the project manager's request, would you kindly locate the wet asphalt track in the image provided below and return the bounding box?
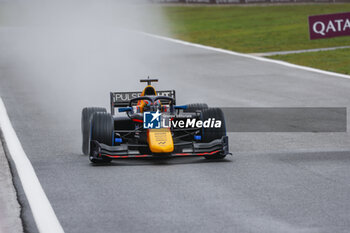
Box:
[1,32,350,233]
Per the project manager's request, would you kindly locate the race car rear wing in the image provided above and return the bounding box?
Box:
[110,90,176,115]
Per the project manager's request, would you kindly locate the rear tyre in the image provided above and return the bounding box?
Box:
[201,108,227,159]
[184,103,208,112]
[81,107,107,155]
[90,112,114,163]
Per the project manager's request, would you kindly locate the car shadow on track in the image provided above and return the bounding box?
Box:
[88,156,233,167]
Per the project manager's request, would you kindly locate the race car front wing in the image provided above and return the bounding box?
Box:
[89,136,229,160]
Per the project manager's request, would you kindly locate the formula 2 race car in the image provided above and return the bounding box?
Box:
[81,78,229,163]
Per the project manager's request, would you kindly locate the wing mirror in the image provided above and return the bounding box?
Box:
[118,107,133,113]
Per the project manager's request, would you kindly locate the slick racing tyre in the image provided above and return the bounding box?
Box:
[81,107,107,155]
[201,108,227,159]
[184,103,208,112]
[90,112,114,163]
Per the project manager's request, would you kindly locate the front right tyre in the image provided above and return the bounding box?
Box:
[81,107,107,155]
[89,112,114,163]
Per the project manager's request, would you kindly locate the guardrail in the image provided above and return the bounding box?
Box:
[152,0,350,3]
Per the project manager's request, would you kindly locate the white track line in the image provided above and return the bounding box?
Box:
[0,98,64,233]
[143,32,350,80]
[250,45,350,56]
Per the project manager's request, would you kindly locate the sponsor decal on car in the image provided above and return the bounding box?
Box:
[113,90,175,102]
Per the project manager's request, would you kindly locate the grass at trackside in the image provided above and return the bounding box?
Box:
[269,48,350,75]
[163,4,350,53]
[163,4,350,75]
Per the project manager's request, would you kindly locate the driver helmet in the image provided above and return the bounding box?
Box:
[141,100,152,112]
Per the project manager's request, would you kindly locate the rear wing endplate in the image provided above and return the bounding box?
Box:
[110,90,176,114]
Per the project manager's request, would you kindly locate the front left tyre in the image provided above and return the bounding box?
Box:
[201,108,227,160]
[184,103,208,112]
